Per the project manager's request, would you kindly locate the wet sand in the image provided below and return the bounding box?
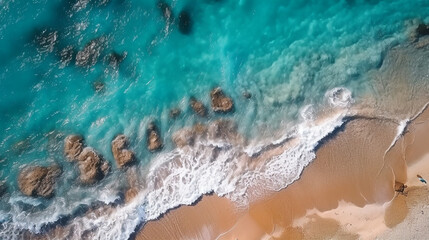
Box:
[137,100,429,240]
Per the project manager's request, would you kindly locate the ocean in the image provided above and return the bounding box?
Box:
[1,0,429,238]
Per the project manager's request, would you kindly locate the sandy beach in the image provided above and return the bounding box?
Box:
[136,98,429,239]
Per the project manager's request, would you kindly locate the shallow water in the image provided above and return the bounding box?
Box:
[1,0,429,238]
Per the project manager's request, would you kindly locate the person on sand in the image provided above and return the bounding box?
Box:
[394,182,407,195]
[417,174,427,184]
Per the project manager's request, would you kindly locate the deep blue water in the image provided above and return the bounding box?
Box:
[1,0,429,238]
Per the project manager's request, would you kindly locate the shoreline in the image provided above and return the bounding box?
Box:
[7,42,429,239]
[136,100,429,239]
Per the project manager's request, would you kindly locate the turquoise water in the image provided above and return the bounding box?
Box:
[1,0,429,238]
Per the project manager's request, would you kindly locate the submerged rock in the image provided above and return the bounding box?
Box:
[59,46,74,67]
[12,138,32,154]
[243,91,252,99]
[18,165,62,198]
[106,51,127,69]
[172,120,242,148]
[147,122,163,152]
[94,0,111,7]
[157,1,173,22]
[172,128,195,147]
[178,10,193,34]
[190,97,207,117]
[416,23,429,38]
[208,119,238,140]
[93,80,105,93]
[210,87,234,113]
[193,123,208,136]
[0,182,6,197]
[169,108,181,119]
[111,135,135,168]
[76,37,105,67]
[34,29,58,53]
[77,147,110,184]
[64,135,84,161]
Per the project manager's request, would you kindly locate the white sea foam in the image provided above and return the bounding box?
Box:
[300,104,315,121]
[2,94,351,240]
[1,90,352,239]
[325,87,354,108]
[384,119,409,157]
[378,101,429,175]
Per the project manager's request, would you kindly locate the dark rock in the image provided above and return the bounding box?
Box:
[76,37,106,67]
[94,0,111,7]
[169,108,181,119]
[64,135,84,161]
[12,139,32,154]
[93,80,105,93]
[243,91,252,99]
[59,46,74,67]
[106,51,127,69]
[0,182,6,197]
[18,165,62,198]
[77,147,110,184]
[190,97,207,117]
[157,1,173,22]
[35,29,58,53]
[147,122,163,152]
[111,135,135,168]
[210,87,234,113]
[178,10,193,35]
[416,23,429,38]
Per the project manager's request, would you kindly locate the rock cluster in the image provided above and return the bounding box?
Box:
[18,85,240,199]
[18,165,62,198]
[64,135,110,184]
[77,147,110,184]
[111,135,135,168]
